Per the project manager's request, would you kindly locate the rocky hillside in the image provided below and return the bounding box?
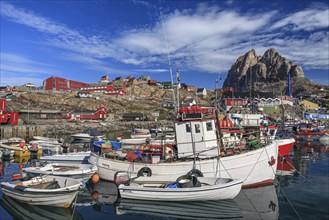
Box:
[222,48,327,97]
[8,84,212,119]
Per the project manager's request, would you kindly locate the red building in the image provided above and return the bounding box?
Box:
[43,76,89,91]
[0,99,18,125]
[64,106,107,121]
[80,85,127,95]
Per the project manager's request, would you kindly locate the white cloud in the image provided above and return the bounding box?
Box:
[0,1,328,82]
[0,76,44,87]
[0,52,59,86]
[271,8,329,31]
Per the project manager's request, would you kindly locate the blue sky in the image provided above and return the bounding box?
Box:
[0,0,328,89]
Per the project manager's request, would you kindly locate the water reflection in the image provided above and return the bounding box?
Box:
[234,185,279,220]
[83,181,278,220]
[0,195,83,220]
[115,198,242,219]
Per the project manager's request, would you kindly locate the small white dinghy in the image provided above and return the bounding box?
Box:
[23,163,98,183]
[0,175,82,208]
[118,175,243,201]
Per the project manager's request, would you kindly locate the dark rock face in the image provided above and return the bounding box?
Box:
[223,48,305,95]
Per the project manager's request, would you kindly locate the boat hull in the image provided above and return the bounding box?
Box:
[89,141,278,188]
[119,178,242,201]
[0,176,82,208]
[40,152,90,164]
[277,138,295,156]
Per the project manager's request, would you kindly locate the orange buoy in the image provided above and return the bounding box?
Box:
[91,191,100,200]
[307,135,311,139]
[307,142,311,146]
[18,164,24,170]
[19,142,25,148]
[91,173,100,184]
[296,135,300,139]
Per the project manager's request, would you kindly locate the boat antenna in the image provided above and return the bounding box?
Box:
[160,11,176,114]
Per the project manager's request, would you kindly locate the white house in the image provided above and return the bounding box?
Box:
[196,88,207,97]
[77,91,93,98]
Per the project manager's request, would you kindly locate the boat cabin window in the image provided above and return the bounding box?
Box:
[195,124,201,133]
[206,122,212,131]
[186,124,191,132]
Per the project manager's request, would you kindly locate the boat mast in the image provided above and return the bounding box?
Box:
[215,78,224,152]
[176,68,181,113]
[160,11,176,114]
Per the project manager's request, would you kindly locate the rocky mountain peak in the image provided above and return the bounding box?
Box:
[223,48,305,96]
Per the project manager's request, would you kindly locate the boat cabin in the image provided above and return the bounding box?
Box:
[175,108,218,158]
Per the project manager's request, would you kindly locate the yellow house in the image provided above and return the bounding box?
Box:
[127,77,138,86]
[299,100,319,110]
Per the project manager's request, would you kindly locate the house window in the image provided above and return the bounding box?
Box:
[186,124,191,133]
[195,124,201,133]
[206,122,212,131]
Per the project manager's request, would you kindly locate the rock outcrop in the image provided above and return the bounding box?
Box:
[223,48,305,96]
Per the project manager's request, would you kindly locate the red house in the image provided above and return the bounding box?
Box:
[43,76,89,91]
[148,80,157,86]
[64,106,107,121]
[0,99,18,125]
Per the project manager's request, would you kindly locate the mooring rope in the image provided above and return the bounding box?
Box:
[264,142,303,220]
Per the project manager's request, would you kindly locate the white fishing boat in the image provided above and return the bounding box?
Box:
[40,151,91,164]
[130,133,152,139]
[134,128,150,134]
[30,136,63,153]
[71,133,92,140]
[23,163,98,183]
[32,136,62,143]
[118,176,242,201]
[0,175,82,208]
[89,106,279,188]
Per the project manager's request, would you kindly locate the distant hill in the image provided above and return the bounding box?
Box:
[223,48,327,97]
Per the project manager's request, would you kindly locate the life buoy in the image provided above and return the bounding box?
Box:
[187,169,203,178]
[137,167,152,177]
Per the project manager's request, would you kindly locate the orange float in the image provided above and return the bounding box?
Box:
[91,173,100,184]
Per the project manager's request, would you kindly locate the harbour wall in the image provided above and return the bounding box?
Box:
[0,120,173,139]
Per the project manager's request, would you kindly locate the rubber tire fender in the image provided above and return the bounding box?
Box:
[187,169,203,178]
[137,167,152,177]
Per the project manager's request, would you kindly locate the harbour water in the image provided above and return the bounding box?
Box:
[0,140,328,220]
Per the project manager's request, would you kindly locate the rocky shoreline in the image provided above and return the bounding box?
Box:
[0,120,174,140]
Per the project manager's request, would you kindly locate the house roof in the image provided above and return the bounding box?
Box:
[196,88,205,92]
[122,112,143,117]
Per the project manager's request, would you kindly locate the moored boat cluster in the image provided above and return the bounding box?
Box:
[0,105,328,208]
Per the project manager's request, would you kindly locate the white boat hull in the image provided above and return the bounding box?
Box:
[0,176,82,208]
[23,163,97,182]
[89,141,278,188]
[40,151,91,164]
[119,177,242,201]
